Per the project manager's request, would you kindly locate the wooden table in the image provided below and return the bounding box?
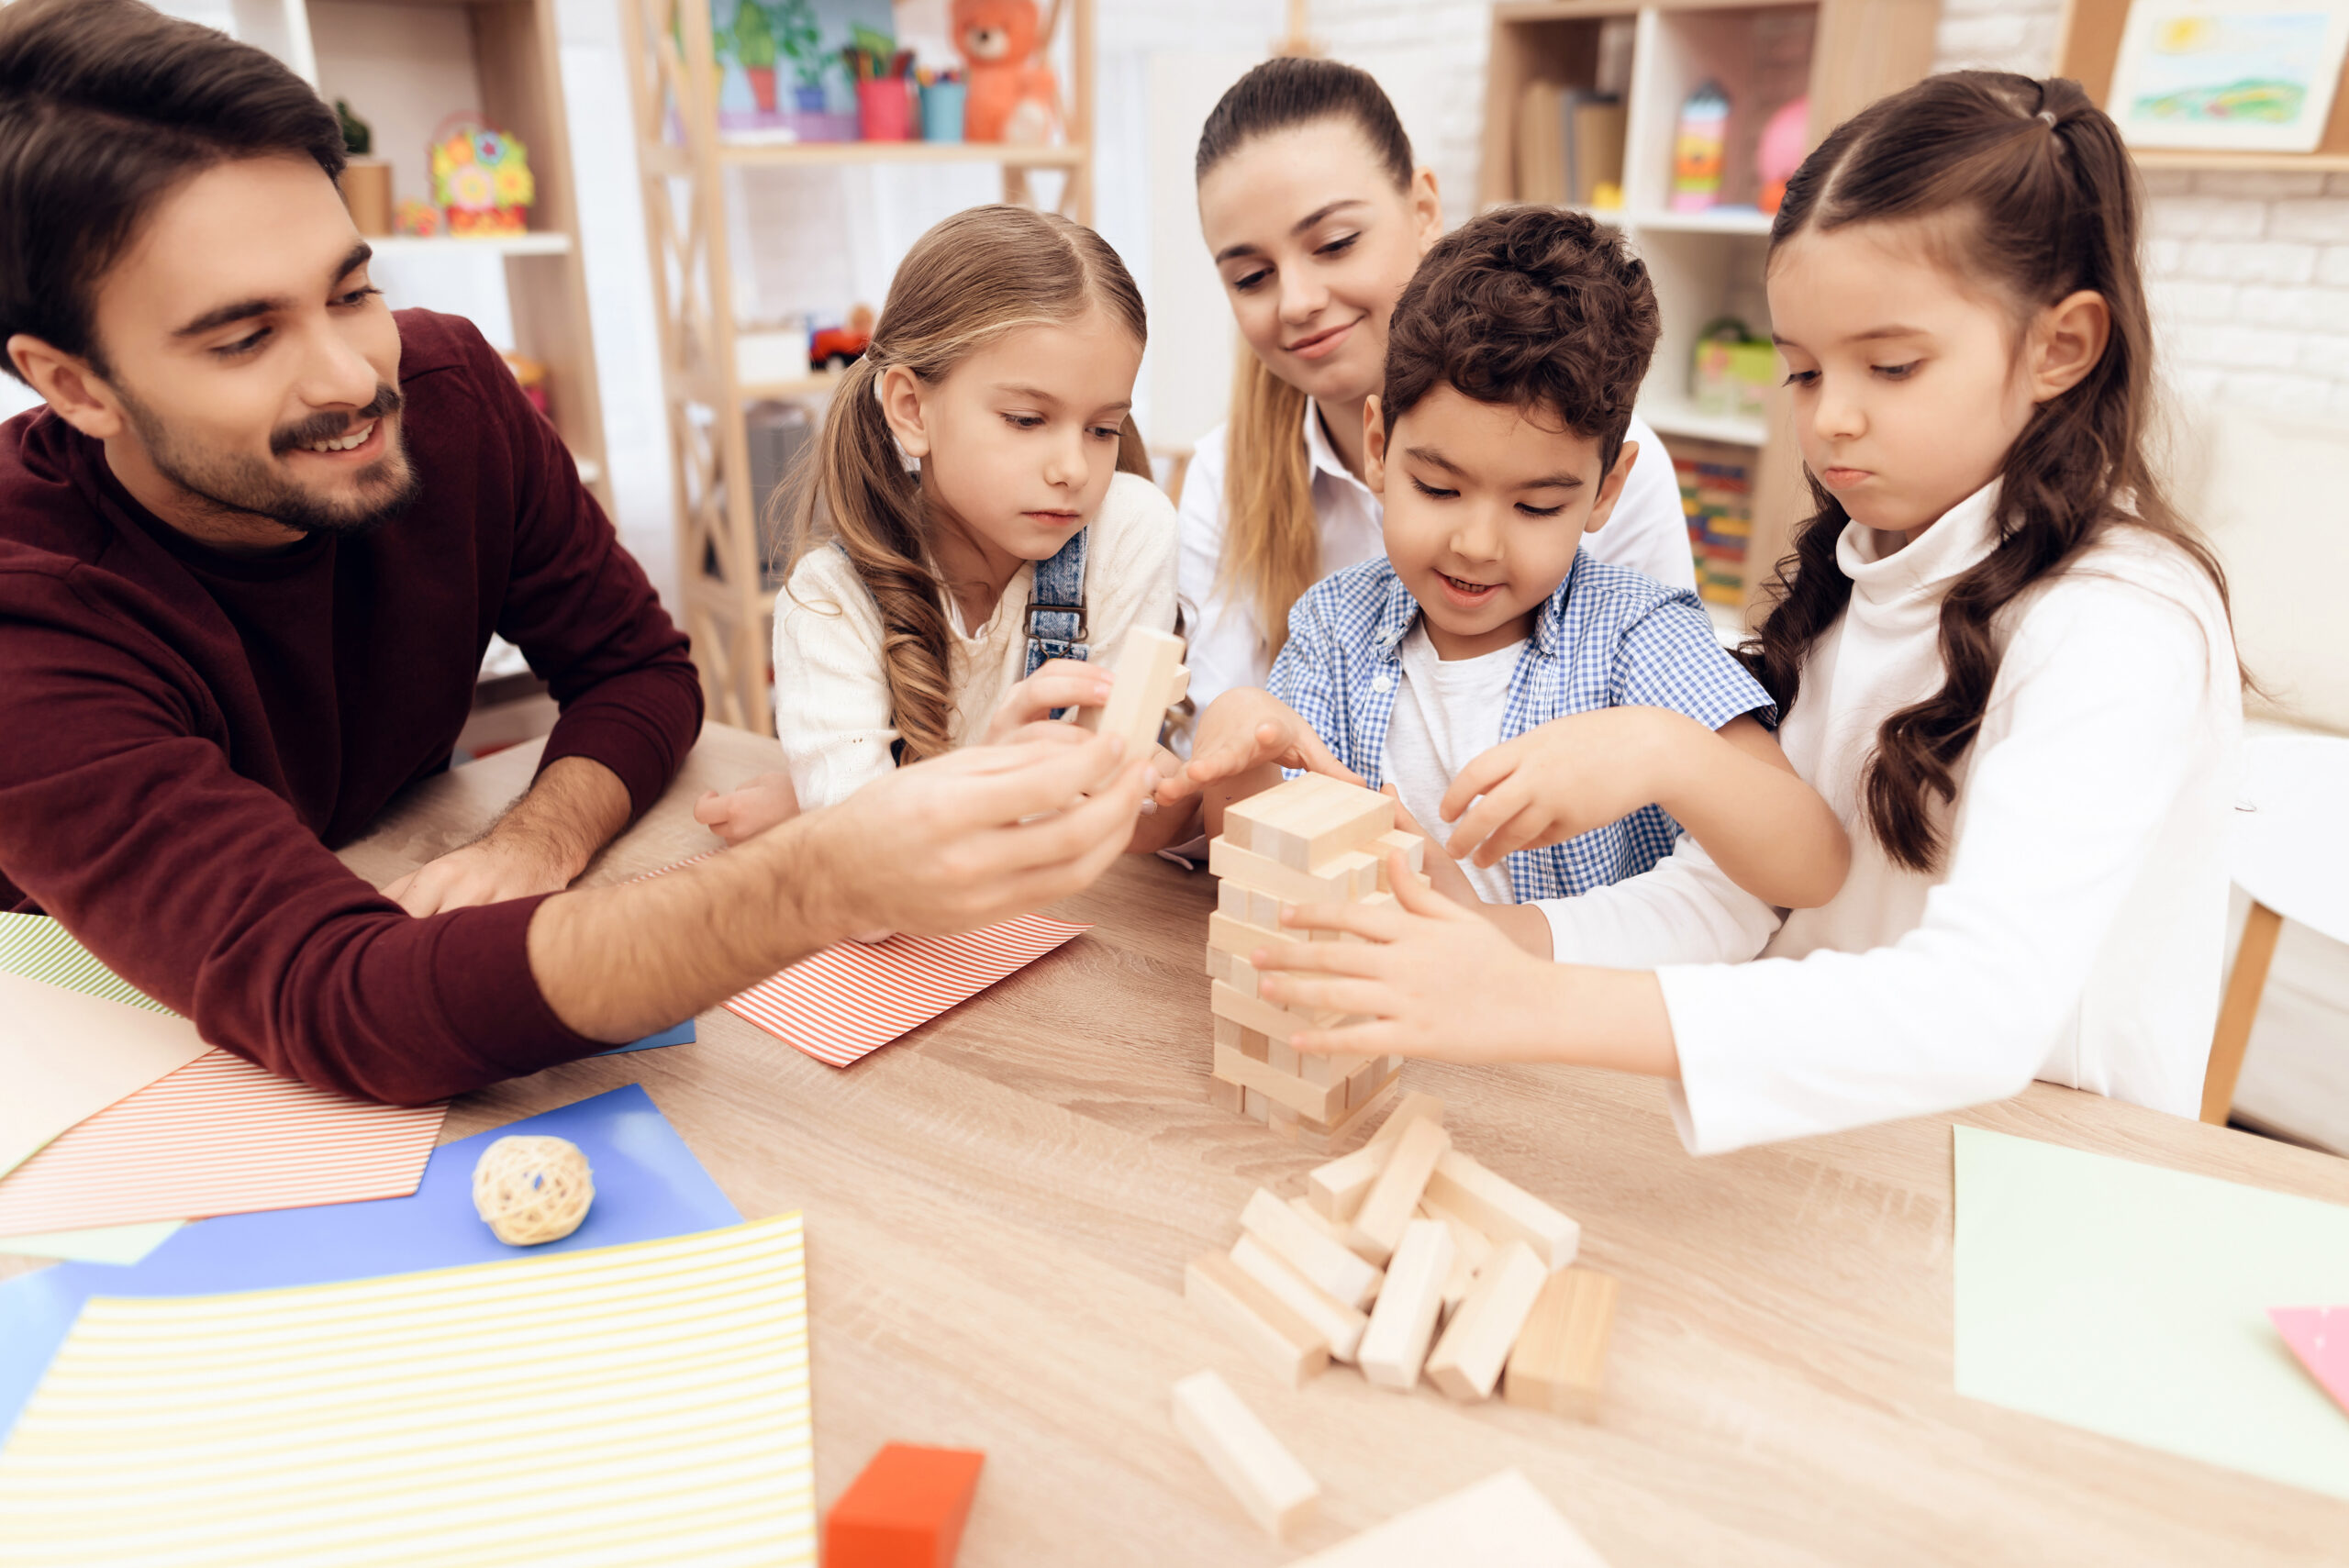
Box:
[99,724,2349,1562]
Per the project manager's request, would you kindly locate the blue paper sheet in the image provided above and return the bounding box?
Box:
[0,1084,739,1441]
[600,1018,696,1055]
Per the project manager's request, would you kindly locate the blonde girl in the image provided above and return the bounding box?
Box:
[696,205,1177,840]
[1252,72,2243,1156]
[1179,57,1697,726]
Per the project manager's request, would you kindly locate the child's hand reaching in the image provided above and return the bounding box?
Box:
[693,772,801,847]
[983,657,1114,744]
[1178,688,1361,800]
[1440,707,1677,868]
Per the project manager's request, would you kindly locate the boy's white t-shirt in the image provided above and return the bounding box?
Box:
[1381,625,1522,905]
[772,469,1178,808]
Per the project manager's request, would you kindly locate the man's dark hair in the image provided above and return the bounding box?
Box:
[0,0,346,383]
[1382,206,1661,473]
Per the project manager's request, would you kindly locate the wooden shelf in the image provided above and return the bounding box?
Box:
[1642,398,1767,448]
[2059,0,2349,169]
[2129,149,2349,174]
[367,232,573,257]
[716,140,1085,170]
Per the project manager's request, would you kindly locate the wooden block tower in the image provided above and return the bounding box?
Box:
[1203,774,1425,1151]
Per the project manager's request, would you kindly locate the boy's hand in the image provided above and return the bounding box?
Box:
[984,657,1113,745]
[1441,708,1682,868]
[693,772,801,848]
[1181,687,1362,797]
[1247,853,1565,1064]
[1378,785,1482,908]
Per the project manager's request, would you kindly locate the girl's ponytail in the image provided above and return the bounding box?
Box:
[773,204,1150,764]
[1754,70,2232,873]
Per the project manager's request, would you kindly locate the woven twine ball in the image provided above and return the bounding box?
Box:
[471,1134,594,1246]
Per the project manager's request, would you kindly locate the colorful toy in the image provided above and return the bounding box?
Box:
[394,198,443,238]
[810,303,875,371]
[1757,95,1809,216]
[1669,79,1729,214]
[952,0,1058,143]
[429,117,534,238]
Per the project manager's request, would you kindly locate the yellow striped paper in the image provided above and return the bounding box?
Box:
[0,1213,815,1567]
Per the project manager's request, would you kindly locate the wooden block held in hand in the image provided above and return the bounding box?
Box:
[824,1441,985,1568]
[1346,1117,1451,1264]
[1078,626,1186,754]
[1357,1218,1455,1391]
[1171,1369,1320,1540]
[1426,1240,1549,1402]
[1240,1186,1382,1309]
[1232,1234,1370,1362]
[1186,1252,1330,1388]
[1424,1151,1581,1271]
[1505,1267,1619,1419]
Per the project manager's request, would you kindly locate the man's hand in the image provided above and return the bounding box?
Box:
[798,728,1148,938]
[694,772,800,848]
[1248,852,1674,1074]
[384,755,631,916]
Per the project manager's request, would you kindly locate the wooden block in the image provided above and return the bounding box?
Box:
[1357,1218,1454,1391]
[1297,1076,1399,1154]
[1425,1240,1549,1402]
[1212,978,1344,1042]
[1208,910,1283,958]
[1307,1141,1393,1223]
[1297,1048,1371,1088]
[1204,946,1233,985]
[1344,1061,1395,1110]
[1424,1151,1581,1271]
[1231,1234,1370,1362]
[1365,1090,1443,1149]
[1286,1469,1604,1567]
[825,1441,985,1568]
[1241,1087,1275,1124]
[1207,1075,1244,1113]
[1422,1205,1492,1313]
[1286,1195,1354,1247]
[1505,1267,1619,1419]
[1170,1369,1320,1541]
[1225,774,1394,872]
[1212,1014,1271,1062]
[1239,1186,1382,1310]
[1210,836,1374,908]
[1375,828,1425,872]
[1078,626,1186,754]
[1214,1044,1345,1122]
[1185,1252,1330,1388]
[1346,1117,1451,1265]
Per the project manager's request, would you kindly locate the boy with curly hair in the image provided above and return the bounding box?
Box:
[1169,206,1847,954]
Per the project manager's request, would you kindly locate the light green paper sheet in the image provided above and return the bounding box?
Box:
[0,1221,184,1266]
[1954,1125,2349,1499]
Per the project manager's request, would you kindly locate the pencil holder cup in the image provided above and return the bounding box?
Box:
[921,82,967,143]
[857,79,914,142]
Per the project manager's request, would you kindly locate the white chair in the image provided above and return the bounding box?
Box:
[2203,734,2349,1124]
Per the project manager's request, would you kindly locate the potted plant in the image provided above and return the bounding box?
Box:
[334,98,394,237]
[731,0,779,115]
[774,0,827,112]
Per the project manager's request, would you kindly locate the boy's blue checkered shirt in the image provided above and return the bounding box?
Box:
[1267,550,1775,905]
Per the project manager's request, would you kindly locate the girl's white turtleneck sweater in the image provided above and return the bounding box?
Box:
[1539,484,2243,1155]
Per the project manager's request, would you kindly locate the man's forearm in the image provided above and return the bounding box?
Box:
[492,755,634,882]
[524,812,848,1041]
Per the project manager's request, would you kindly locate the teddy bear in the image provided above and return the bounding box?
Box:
[952,0,1058,143]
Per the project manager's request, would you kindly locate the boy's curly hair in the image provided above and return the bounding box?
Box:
[1381,206,1660,471]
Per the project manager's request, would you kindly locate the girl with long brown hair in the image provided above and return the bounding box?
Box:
[1250,72,2243,1155]
[1177,58,1696,731]
[695,205,1177,841]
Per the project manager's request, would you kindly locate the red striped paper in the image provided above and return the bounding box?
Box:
[0,1049,446,1235]
[723,915,1090,1067]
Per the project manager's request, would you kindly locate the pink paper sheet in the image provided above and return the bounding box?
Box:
[723,915,1089,1067]
[2273,1307,2349,1418]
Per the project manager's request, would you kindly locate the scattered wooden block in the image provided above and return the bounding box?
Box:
[1357,1218,1455,1392]
[1287,1195,1355,1246]
[1225,775,1395,871]
[1424,1150,1581,1271]
[1368,1091,1444,1149]
[1239,1186,1382,1310]
[1307,1140,1394,1223]
[1426,1240,1549,1402]
[1286,1469,1608,1567]
[1170,1369,1320,1541]
[824,1440,985,1568]
[1346,1117,1451,1265]
[1185,1252,1330,1388]
[1078,626,1186,754]
[1231,1234,1370,1362]
[1209,837,1380,907]
[1505,1267,1618,1419]
[1424,1206,1491,1314]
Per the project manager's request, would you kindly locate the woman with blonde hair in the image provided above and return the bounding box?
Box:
[695,204,1178,841]
[1180,58,1696,724]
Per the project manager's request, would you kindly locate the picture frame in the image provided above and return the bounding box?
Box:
[2107,0,2349,153]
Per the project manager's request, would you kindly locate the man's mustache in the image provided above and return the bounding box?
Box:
[270,385,403,457]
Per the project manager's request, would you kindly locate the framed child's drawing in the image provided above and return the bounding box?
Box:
[2107,0,2349,152]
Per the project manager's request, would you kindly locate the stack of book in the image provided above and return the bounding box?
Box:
[1675,452,1753,607]
[1515,83,1628,210]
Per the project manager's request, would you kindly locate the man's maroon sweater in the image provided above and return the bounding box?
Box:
[0,310,703,1104]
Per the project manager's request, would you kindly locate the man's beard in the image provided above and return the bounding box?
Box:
[116,382,423,538]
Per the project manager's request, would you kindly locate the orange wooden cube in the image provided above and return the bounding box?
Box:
[825,1442,985,1568]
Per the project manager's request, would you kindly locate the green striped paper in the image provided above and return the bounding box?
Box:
[0,914,175,1017]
